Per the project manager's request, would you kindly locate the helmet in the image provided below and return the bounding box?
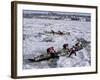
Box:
[47,48,51,53]
[63,44,68,48]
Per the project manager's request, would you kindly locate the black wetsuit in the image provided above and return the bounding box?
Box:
[69,49,76,57]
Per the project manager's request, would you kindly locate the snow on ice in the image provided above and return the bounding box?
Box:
[23,11,91,69]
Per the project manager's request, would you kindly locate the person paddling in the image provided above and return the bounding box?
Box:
[59,43,70,56]
[74,42,83,51]
[68,46,76,57]
[47,47,59,58]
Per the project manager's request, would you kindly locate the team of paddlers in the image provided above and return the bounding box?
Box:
[45,30,70,35]
[47,41,82,58]
[28,41,83,62]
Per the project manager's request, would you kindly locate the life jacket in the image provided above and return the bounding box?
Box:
[61,48,69,53]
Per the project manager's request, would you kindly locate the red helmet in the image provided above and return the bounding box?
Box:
[47,48,51,53]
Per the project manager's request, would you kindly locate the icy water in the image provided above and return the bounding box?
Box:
[23,18,91,69]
